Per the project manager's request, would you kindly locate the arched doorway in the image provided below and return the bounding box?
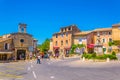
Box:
[17,50,26,60]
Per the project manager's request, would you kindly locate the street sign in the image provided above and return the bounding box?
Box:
[29,46,34,52]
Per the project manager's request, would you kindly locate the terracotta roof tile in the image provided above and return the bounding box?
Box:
[73,31,91,36]
[93,28,112,32]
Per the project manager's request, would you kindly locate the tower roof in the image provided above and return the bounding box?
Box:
[19,23,27,28]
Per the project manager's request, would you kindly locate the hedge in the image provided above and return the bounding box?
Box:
[82,52,118,60]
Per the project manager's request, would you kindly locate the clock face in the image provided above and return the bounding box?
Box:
[20,39,24,43]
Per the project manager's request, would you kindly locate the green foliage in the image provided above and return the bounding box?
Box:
[81,53,118,60]
[37,44,41,49]
[70,44,85,54]
[70,44,77,54]
[77,44,85,48]
[96,55,107,60]
[37,39,50,52]
[108,41,113,46]
[103,54,116,60]
[112,40,120,46]
[92,53,96,58]
[112,51,116,56]
[103,48,106,53]
[82,53,95,59]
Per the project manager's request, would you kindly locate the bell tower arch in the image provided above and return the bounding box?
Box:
[18,23,27,33]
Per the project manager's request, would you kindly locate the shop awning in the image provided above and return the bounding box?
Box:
[53,46,59,50]
[64,47,71,50]
[87,44,94,48]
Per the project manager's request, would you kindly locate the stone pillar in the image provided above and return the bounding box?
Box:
[106,58,110,62]
[26,50,29,60]
[82,57,85,61]
[15,49,17,61]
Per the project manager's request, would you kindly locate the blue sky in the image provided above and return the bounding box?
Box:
[0,0,120,44]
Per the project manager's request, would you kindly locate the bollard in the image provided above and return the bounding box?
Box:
[106,58,110,62]
[82,57,85,61]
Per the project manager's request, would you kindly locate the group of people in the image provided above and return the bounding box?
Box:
[36,53,50,64]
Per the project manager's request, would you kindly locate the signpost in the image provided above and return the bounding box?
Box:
[29,46,34,60]
[29,46,34,52]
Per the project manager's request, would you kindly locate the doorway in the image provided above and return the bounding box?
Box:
[55,49,59,58]
[17,50,26,60]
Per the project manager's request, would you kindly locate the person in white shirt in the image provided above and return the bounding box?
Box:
[37,55,41,64]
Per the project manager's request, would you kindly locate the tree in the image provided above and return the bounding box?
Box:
[108,41,113,46]
[77,44,85,48]
[37,39,50,53]
[70,44,77,54]
[70,44,85,54]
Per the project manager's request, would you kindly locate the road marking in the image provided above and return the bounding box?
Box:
[0,72,23,78]
[28,67,31,71]
[6,66,24,70]
[50,76,55,79]
[32,71,37,79]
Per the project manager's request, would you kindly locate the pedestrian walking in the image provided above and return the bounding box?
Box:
[47,53,50,60]
[37,55,41,64]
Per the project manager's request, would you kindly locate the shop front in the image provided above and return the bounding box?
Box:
[64,47,71,57]
[0,51,13,61]
[87,44,94,53]
[53,46,59,58]
[17,50,26,60]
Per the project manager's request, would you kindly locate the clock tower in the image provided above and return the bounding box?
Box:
[18,23,27,33]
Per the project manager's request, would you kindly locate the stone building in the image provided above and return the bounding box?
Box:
[50,23,120,57]
[50,25,80,57]
[0,23,37,61]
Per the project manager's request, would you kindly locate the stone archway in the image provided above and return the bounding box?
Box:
[17,50,26,60]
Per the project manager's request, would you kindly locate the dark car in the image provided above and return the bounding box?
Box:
[44,53,49,58]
